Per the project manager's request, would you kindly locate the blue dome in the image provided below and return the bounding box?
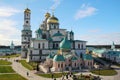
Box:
[53,54,65,62]
[59,37,71,50]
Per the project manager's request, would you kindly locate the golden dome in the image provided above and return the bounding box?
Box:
[45,12,50,18]
[24,8,31,13]
[47,15,59,24]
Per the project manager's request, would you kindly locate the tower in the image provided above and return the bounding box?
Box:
[111,41,115,50]
[21,8,32,58]
[70,30,74,40]
[10,41,15,53]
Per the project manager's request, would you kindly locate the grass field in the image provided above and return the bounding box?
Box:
[0,60,12,65]
[38,72,76,78]
[91,69,117,76]
[0,74,27,80]
[20,60,34,70]
[0,66,15,73]
[0,54,20,58]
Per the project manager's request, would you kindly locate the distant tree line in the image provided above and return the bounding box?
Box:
[87,45,120,49]
[0,46,21,49]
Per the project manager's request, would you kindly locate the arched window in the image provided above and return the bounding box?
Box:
[61,63,63,68]
[88,62,89,66]
[75,63,76,67]
[56,44,58,48]
[58,64,60,68]
[80,53,82,58]
[30,50,32,54]
[81,44,83,49]
[53,43,55,48]
[38,43,40,48]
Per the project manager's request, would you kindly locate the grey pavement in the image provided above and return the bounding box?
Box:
[9,58,55,80]
[6,57,120,80]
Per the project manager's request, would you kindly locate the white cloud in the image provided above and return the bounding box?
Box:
[0,7,20,17]
[50,0,61,10]
[0,6,21,45]
[74,4,97,20]
[0,19,21,45]
[78,32,120,45]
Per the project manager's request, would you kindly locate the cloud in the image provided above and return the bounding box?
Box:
[0,19,21,45]
[0,6,21,45]
[74,4,97,20]
[77,32,120,45]
[50,0,61,10]
[0,7,20,17]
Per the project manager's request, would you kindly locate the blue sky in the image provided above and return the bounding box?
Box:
[0,0,120,45]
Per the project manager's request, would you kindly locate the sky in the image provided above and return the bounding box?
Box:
[0,0,120,45]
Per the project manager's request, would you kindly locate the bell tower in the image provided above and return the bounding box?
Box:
[21,8,32,58]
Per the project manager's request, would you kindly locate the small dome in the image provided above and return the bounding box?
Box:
[53,54,65,62]
[59,37,71,50]
[47,15,59,24]
[52,31,63,37]
[71,56,78,61]
[70,30,74,34]
[83,54,93,60]
[45,12,50,18]
[24,8,31,13]
[35,28,42,34]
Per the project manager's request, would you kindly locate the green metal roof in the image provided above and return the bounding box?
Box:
[48,37,53,41]
[93,49,106,54]
[52,32,63,37]
[35,28,42,34]
[71,56,78,61]
[59,37,71,50]
[83,54,93,60]
[107,51,120,57]
[53,54,65,62]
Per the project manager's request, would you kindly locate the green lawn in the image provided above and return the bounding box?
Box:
[19,60,34,70]
[0,74,27,80]
[91,69,117,76]
[0,60,12,65]
[0,66,15,73]
[38,72,76,78]
[0,54,20,58]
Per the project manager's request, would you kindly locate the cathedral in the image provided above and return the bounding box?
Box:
[21,8,94,72]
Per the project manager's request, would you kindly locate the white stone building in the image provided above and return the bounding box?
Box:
[21,8,87,62]
[102,42,120,63]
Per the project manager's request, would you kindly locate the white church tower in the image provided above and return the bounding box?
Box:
[21,8,32,58]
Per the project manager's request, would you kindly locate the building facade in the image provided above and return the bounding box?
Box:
[40,37,93,72]
[21,8,32,58]
[21,8,92,64]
